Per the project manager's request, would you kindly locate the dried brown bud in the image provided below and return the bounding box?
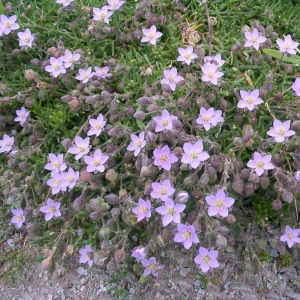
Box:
[47,47,57,55]
[24,69,36,81]
[226,214,236,224]
[114,248,126,263]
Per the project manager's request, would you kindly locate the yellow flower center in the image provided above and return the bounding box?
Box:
[208,72,214,78]
[149,264,156,270]
[50,206,56,212]
[25,37,30,42]
[68,57,73,62]
[162,120,169,126]
[54,65,60,70]
[191,152,198,159]
[247,97,253,104]
[257,161,264,168]
[288,233,294,238]
[149,33,154,39]
[94,159,100,166]
[159,187,167,195]
[184,54,191,59]
[203,255,210,263]
[160,154,168,162]
[5,141,10,146]
[278,129,285,136]
[54,162,60,167]
[215,199,224,208]
[16,214,22,220]
[251,37,257,42]
[284,42,291,49]
[203,115,210,122]
[79,146,85,152]
[5,22,11,28]
[169,76,174,82]
[68,176,74,182]
[182,230,192,240]
[135,141,142,147]
[168,208,175,216]
[139,205,148,213]
[101,13,106,18]
[83,72,89,78]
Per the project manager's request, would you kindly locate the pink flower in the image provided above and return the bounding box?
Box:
[0,134,14,153]
[238,89,263,111]
[107,0,124,10]
[295,171,300,182]
[0,15,19,35]
[247,152,274,176]
[79,245,93,267]
[14,107,29,124]
[277,34,299,55]
[93,6,114,23]
[196,107,224,131]
[75,67,94,83]
[201,63,224,85]
[94,66,112,79]
[203,54,225,68]
[83,149,109,173]
[11,208,25,228]
[132,198,152,222]
[280,225,300,248]
[67,136,90,160]
[127,132,146,156]
[87,114,106,136]
[153,145,178,171]
[141,257,165,277]
[292,78,300,97]
[44,153,67,172]
[141,25,162,45]
[150,179,175,202]
[153,109,178,132]
[244,28,266,50]
[177,46,198,65]
[45,57,66,77]
[46,170,68,195]
[61,167,79,190]
[155,199,186,227]
[174,224,199,249]
[39,198,61,221]
[18,28,34,48]
[160,67,184,91]
[267,119,295,143]
[132,247,146,260]
[205,189,235,218]
[194,247,219,273]
[62,49,80,69]
[181,140,210,169]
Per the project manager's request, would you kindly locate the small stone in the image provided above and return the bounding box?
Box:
[80,278,86,285]
[77,267,87,276]
[270,249,279,258]
[194,279,201,287]
[28,286,33,293]
[129,288,135,294]
[39,272,43,278]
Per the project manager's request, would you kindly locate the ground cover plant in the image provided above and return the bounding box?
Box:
[1,0,300,299]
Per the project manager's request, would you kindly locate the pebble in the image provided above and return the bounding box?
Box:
[175,266,181,271]
[194,279,201,287]
[129,287,136,294]
[39,272,43,278]
[28,286,33,293]
[270,249,279,258]
[296,268,300,276]
[180,267,191,277]
[80,278,86,285]
[59,288,66,300]
[278,273,283,280]
[219,262,226,269]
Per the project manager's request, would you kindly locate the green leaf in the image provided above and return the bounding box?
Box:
[262,49,300,64]
[136,120,145,130]
[0,1,4,14]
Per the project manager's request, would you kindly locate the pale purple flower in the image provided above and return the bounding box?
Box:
[153,145,178,171]
[194,247,219,273]
[87,114,106,136]
[45,57,66,77]
[132,198,152,222]
[141,257,165,277]
[295,171,300,182]
[61,167,79,190]
[177,46,198,65]
[153,109,178,132]
[0,15,19,35]
[56,0,73,6]
[280,225,300,248]
[244,28,267,50]
[292,78,300,97]
[141,25,162,45]
[267,119,295,143]
[46,171,68,195]
[107,0,124,10]
[203,54,225,68]
[176,191,189,203]
[127,132,146,156]
[181,140,210,169]
[79,245,93,267]
[196,107,224,131]
[174,224,199,249]
[0,134,14,153]
[277,34,299,55]
[11,208,25,228]
[155,199,186,227]
[62,49,80,69]
[44,153,67,172]
[147,131,155,142]
[93,6,114,24]
[247,152,274,176]
[39,198,61,221]
[238,89,263,111]
[132,247,146,260]
[205,189,235,218]
[150,179,175,202]
[75,67,95,84]
[201,63,224,85]
[76,228,84,235]
[68,136,90,160]
[83,149,109,173]
[18,28,34,48]
[94,66,112,79]
[14,107,29,124]
[160,67,184,91]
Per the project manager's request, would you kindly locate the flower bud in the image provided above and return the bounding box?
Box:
[218,226,230,235]
[105,169,118,182]
[232,179,244,194]
[134,110,146,121]
[99,227,113,239]
[104,194,118,204]
[198,174,209,188]
[249,172,259,183]
[259,176,270,189]
[226,214,236,224]
[176,191,189,203]
[162,84,171,93]
[72,196,85,211]
[25,69,36,81]
[184,175,197,188]
[177,98,190,110]
[281,190,293,203]
[243,182,255,196]
[272,199,282,210]
[216,234,228,249]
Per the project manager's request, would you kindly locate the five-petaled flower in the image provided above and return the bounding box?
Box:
[84,149,109,173]
[177,46,198,65]
[132,247,146,260]
[127,132,146,156]
[201,63,224,85]
[75,67,95,83]
[46,170,68,195]
[174,224,199,249]
[247,152,274,176]
[11,208,25,228]
[141,257,165,277]
[267,119,295,143]
[205,189,235,218]
[194,247,219,273]
[141,25,162,45]
[292,78,300,97]
[238,89,264,111]
[14,107,29,124]
[153,145,178,171]
[244,28,267,50]
[87,114,106,136]
[94,66,112,79]
[44,153,67,172]
[132,198,152,222]
[196,107,224,131]
[0,15,19,35]
[61,167,79,190]
[45,57,66,77]
[153,109,178,132]
[181,140,210,169]
[280,225,300,248]
[160,67,184,91]
[79,245,93,267]
[277,34,299,55]
[107,0,124,10]
[62,49,80,69]
[39,198,61,221]
[18,28,34,48]
[0,134,14,153]
[151,179,175,202]
[93,6,114,24]
[203,54,225,68]
[68,136,90,160]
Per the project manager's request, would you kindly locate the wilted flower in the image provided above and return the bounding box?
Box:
[93,6,114,24]
[87,114,106,136]
[107,0,124,10]
[277,34,299,55]
[61,167,79,190]
[238,89,264,111]
[142,257,165,277]
[160,67,184,91]
[79,245,93,267]
[194,247,219,273]
[44,153,67,172]
[94,66,112,79]
[247,152,274,176]
[14,107,29,124]
[280,225,300,248]
[201,63,224,85]
[292,78,300,97]
[39,198,61,221]
[132,247,146,260]
[0,15,19,35]
[62,49,80,69]
[267,119,295,143]
[244,28,266,50]
[132,198,152,222]
[174,224,199,249]
[83,149,109,173]
[203,54,225,68]
[67,136,90,160]
[196,107,224,131]
[153,145,178,171]
[150,179,175,202]
[141,25,162,45]
[177,46,198,65]
[153,109,178,132]
[45,57,66,77]
[18,28,34,48]
[75,67,94,83]
[11,208,25,228]
[0,134,14,153]
[127,132,146,156]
